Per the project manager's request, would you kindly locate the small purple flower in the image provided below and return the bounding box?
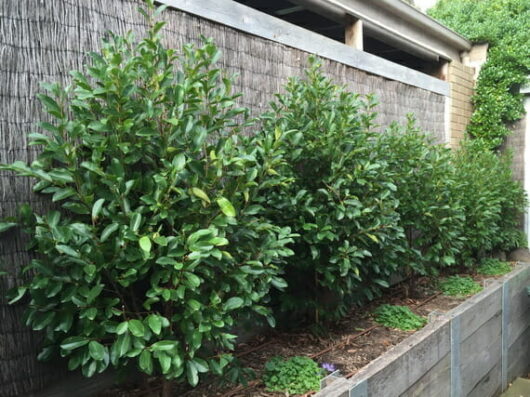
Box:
[321,362,337,372]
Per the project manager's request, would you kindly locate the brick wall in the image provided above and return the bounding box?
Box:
[448,61,475,148]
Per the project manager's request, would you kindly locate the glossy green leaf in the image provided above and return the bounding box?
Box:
[0,222,17,233]
[7,286,27,304]
[184,272,201,288]
[224,297,243,311]
[116,321,128,335]
[139,236,152,253]
[139,350,153,374]
[186,361,199,386]
[100,223,119,242]
[82,360,98,378]
[92,198,105,221]
[151,340,178,351]
[130,213,142,232]
[61,336,89,351]
[216,197,236,217]
[158,352,171,374]
[115,333,131,357]
[173,153,186,171]
[88,341,106,361]
[147,315,162,335]
[187,299,201,311]
[56,245,80,258]
[128,319,145,337]
[191,187,210,204]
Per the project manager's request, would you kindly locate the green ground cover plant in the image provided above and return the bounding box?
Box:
[429,0,530,150]
[0,2,295,392]
[373,304,427,331]
[263,356,322,394]
[439,276,482,297]
[477,258,512,276]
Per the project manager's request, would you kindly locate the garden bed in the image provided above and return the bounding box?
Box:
[95,262,525,397]
[318,262,530,397]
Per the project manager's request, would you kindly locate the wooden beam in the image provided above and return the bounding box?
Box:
[345,17,363,50]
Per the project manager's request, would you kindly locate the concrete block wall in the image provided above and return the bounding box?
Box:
[448,61,475,148]
[317,263,530,397]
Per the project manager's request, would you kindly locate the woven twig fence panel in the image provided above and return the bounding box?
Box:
[0,1,445,395]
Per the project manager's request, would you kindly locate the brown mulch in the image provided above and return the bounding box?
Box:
[97,264,515,397]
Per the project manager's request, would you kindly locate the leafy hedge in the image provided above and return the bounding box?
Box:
[375,119,465,277]
[453,143,526,263]
[0,3,526,390]
[429,0,530,149]
[256,60,403,321]
[0,6,295,389]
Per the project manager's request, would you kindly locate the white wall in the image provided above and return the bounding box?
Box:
[414,0,438,12]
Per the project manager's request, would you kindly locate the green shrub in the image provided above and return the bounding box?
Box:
[477,258,512,276]
[263,356,322,394]
[373,304,427,331]
[429,0,530,149]
[453,143,527,264]
[256,59,403,321]
[375,119,465,277]
[439,276,482,297]
[0,3,295,388]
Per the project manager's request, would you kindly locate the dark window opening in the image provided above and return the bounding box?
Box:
[363,35,446,78]
[234,0,344,42]
[233,0,446,79]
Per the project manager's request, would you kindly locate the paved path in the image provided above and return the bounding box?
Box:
[501,378,530,397]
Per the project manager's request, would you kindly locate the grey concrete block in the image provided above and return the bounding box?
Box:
[400,353,450,397]
[508,305,530,346]
[508,326,530,383]
[467,361,502,397]
[315,378,354,397]
[448,282,502,341]
[365,320,450,397]
[506,264,530,302]
[460,312,502,395]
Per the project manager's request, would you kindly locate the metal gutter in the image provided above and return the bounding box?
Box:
[377,0,472,50]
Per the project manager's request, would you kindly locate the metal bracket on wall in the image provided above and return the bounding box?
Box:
[501,281,510,391]
[320,370,342,390]
[450,315,462,397]
[349,379,368,397]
